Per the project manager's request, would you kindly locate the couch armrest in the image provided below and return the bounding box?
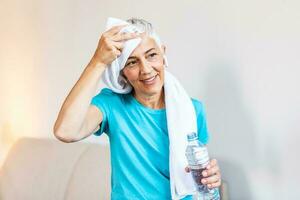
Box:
[220,180,229,200]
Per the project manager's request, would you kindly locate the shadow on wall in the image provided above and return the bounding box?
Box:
[203,61,257,200]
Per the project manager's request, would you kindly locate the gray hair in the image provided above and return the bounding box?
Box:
[126,18,155,35]
[126,18,163,47]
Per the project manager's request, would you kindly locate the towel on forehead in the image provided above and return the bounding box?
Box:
[102,17,198,199]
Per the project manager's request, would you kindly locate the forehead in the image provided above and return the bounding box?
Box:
[129,34,160,56]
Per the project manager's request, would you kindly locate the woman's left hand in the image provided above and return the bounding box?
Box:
[185,159,222,189]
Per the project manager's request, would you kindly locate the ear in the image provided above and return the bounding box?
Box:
[160,45,167,67]
[161,45,166,55]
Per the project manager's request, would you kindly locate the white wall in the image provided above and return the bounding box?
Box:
[1,0,299,199]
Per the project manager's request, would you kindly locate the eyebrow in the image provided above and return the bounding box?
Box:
[127,48,156,60]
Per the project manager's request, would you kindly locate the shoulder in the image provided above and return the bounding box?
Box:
[93,88,121,100]
[91,88,124,109]
[97,88,117,96]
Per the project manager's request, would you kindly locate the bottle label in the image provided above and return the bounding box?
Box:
[193,147,209,166]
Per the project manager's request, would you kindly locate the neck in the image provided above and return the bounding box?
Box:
[133,89,165,109]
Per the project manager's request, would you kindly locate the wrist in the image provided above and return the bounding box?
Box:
[89,57,107,70]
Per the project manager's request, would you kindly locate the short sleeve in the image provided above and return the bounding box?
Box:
[191,98,210,144]
[90,88,114,136]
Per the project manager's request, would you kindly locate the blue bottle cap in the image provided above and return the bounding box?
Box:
[187,132,198,141]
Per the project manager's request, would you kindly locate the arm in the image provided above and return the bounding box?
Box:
[53,25,139,143]
[53,60,106,143]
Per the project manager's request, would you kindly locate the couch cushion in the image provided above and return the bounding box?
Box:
[64,144,111,200]
[0,137,110,200]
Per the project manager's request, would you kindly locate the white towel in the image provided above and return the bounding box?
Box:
[103,17,198,199]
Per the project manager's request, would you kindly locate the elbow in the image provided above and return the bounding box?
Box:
[53,125,78,143]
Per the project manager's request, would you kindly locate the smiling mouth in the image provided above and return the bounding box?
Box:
[140,75,158,85]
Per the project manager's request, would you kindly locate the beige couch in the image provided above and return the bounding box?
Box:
[0,138,228,200]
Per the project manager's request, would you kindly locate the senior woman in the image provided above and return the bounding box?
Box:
[53,18,221,200]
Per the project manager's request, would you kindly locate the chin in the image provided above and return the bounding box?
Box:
[142,85,163,96]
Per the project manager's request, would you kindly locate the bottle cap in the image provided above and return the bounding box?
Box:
[187,132,198,141]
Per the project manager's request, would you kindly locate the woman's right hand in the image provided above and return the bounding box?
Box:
[92,24,140,67]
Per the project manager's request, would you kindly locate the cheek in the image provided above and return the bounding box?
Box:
[153,64,165,84]
[153,63,165,74]
[159,71,165,83]
[151,58,164,69]
[124,69,139,82]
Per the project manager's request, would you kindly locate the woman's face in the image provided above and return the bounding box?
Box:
[122,34,166,97]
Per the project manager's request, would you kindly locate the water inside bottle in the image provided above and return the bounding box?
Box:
[191,168,205,186]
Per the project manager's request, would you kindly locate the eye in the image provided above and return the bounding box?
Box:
[147,53,158,60]
[125,60,137,67]
[149,53,157,57]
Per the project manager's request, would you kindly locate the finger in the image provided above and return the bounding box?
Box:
[105,24,128,36]
[112,32,139,42]
[207,179,222,189]
[115,47,122,55]
[202,164,219,177]
[111,41,124,51]
[112,48,122,59]
[206,159,217,170]
[201,172,220,185]
[203,159,219,177]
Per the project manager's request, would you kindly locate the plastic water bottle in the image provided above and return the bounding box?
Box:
[185,132,220,200]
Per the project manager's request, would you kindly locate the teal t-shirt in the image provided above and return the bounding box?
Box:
[91,88,209,200]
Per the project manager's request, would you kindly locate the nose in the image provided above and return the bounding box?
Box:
[140,59,153,75]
